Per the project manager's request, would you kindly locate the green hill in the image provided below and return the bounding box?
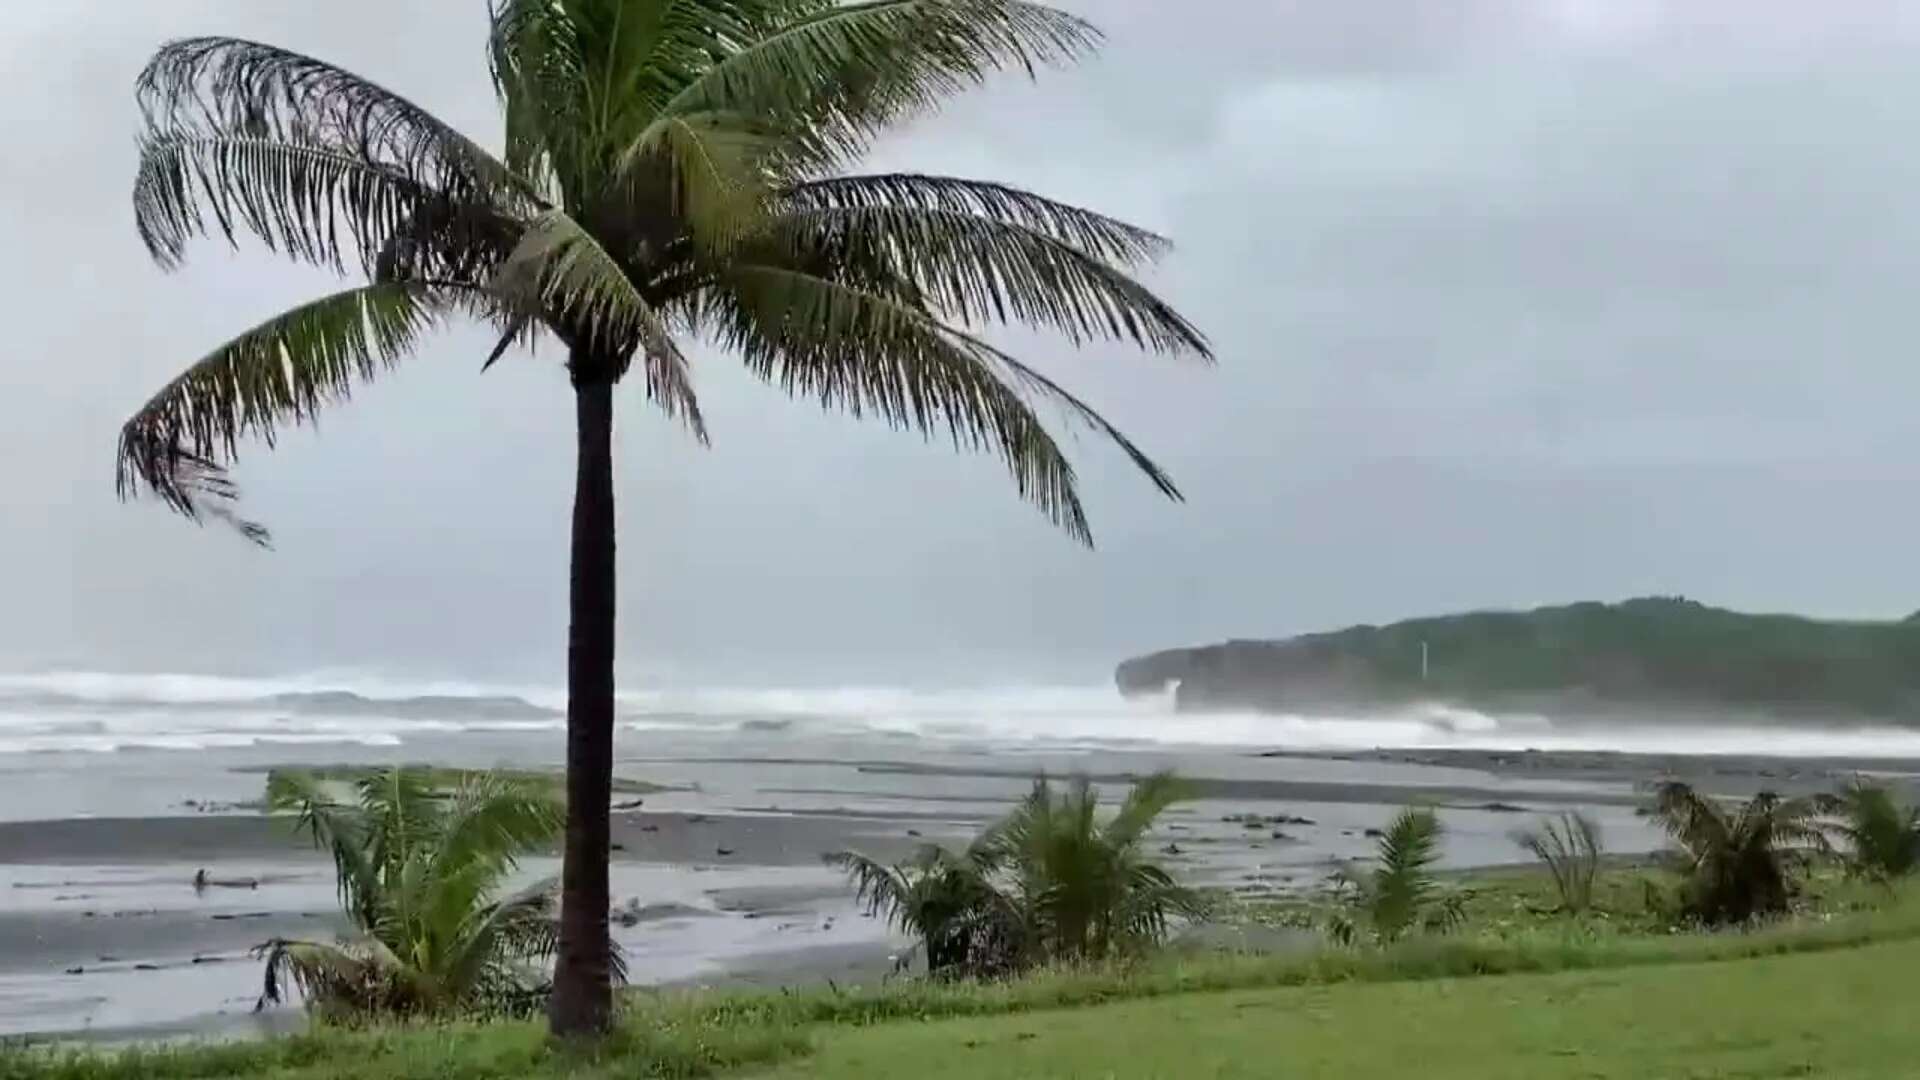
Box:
[1116,598,1920,721]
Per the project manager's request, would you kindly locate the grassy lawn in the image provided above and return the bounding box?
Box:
[760,939,1917,1079]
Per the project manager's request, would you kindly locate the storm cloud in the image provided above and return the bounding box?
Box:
[5,2,1919,685]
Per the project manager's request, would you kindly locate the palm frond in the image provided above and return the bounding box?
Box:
[784,173,1169,266]
[1103,772,1191,849]
[435,774,565,881]
[115,282,459,543]
[1648,780,1732,864]
[358,767,445,880]
[138,37,529,205]
[266,770,381,927]
[1831,778,1920,879]
[825,850,916,931]
[712,264,1099,540]
[764,187,1209,355]
[134,135,432,273]
[448,878,559,991]
[660,0,1100,169]
[495,211,703,437]
[252,937,393,1014]
[1365,806,1447,941]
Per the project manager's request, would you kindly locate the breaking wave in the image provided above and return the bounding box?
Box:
[3,670,1920,757]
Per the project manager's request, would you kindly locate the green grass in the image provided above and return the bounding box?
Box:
[0,1008,806,1080]
[758,938,1920,1078]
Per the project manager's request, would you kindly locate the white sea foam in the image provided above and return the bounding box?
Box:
[2,670,1920,758]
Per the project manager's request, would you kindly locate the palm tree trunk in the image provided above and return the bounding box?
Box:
[550,369,617,1038]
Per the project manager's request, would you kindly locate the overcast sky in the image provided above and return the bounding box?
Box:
[5,1,1920,687]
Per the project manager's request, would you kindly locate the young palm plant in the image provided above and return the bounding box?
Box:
[1329,807,1464,945]
[1647,781,1830,925]
[255,767,570,1019]
[121,0,1208,1036]
[992,772,1207,963]
[1827,778,1920,882]
[826,835,1021,978]
[1511,811,1604,915]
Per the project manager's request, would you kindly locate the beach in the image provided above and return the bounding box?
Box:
[2,673,1917,1040]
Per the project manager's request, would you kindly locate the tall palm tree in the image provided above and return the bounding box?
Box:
[826,835,1020,977]
[1827,778,1920,881]
[992,772,1206,962]
[1648,781,1830,924]
[120,1,1208,1035]
[256,767,569,1018]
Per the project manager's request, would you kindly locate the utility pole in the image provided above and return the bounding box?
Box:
[1421,640,1429,682]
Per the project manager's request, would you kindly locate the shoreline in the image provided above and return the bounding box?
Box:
[1,740,1911,1039]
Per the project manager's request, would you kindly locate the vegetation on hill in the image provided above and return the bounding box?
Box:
[1118,597,1920,718]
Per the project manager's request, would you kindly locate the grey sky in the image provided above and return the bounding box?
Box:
[5,2,1920,686]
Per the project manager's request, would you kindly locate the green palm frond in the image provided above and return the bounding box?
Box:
[435,775,563,872]
[1368,806,1445,941]
[784,173,1169,266]
[1831,778,1920,880]
[115,282,461,543]
[763,191,1208,354]
[266,770,382,926]
[714,264,1101,540]
[659,0,1099,168]
[253,937,404,1015]
[134,135,435,273]
[825,849,917,931]
[980,771,1197,964]
[1649,780,1733,864]
[497,210,710,437]
[259,766,564,1017]
[357,763,446,877]
[1102,772,1191,848]
[1648,782,1831,925]
[138,37,528,205]
[1330,806,1460,945]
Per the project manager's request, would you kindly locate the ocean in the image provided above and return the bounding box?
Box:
[6,670,1920,760]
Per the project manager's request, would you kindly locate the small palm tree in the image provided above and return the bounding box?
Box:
[992,772,1207,963]
[1511,811,1604,915]
[1330,807,1463,945]
[826,836,1020,978]
[1647,781,1829,925]
[123,2,1207,1037]
[255,766,571,1018]
[1827,778,1920,881]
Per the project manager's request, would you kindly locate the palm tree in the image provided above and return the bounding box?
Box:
[1330,807,1463,945]
[992,772,1207,962]
[826,835,1020,978]
[255,766,569,1018]
[1827,778,1920,881]
[1647,781,1830,925]
[1511,811,1604,915]
[120,0,1208,1036]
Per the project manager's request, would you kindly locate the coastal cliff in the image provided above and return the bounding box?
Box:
[1118,598,1920,721]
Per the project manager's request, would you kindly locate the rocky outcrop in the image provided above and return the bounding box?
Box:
[1116,597,1920,720]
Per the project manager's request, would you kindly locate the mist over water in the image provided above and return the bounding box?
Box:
[4,670,1920,759]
